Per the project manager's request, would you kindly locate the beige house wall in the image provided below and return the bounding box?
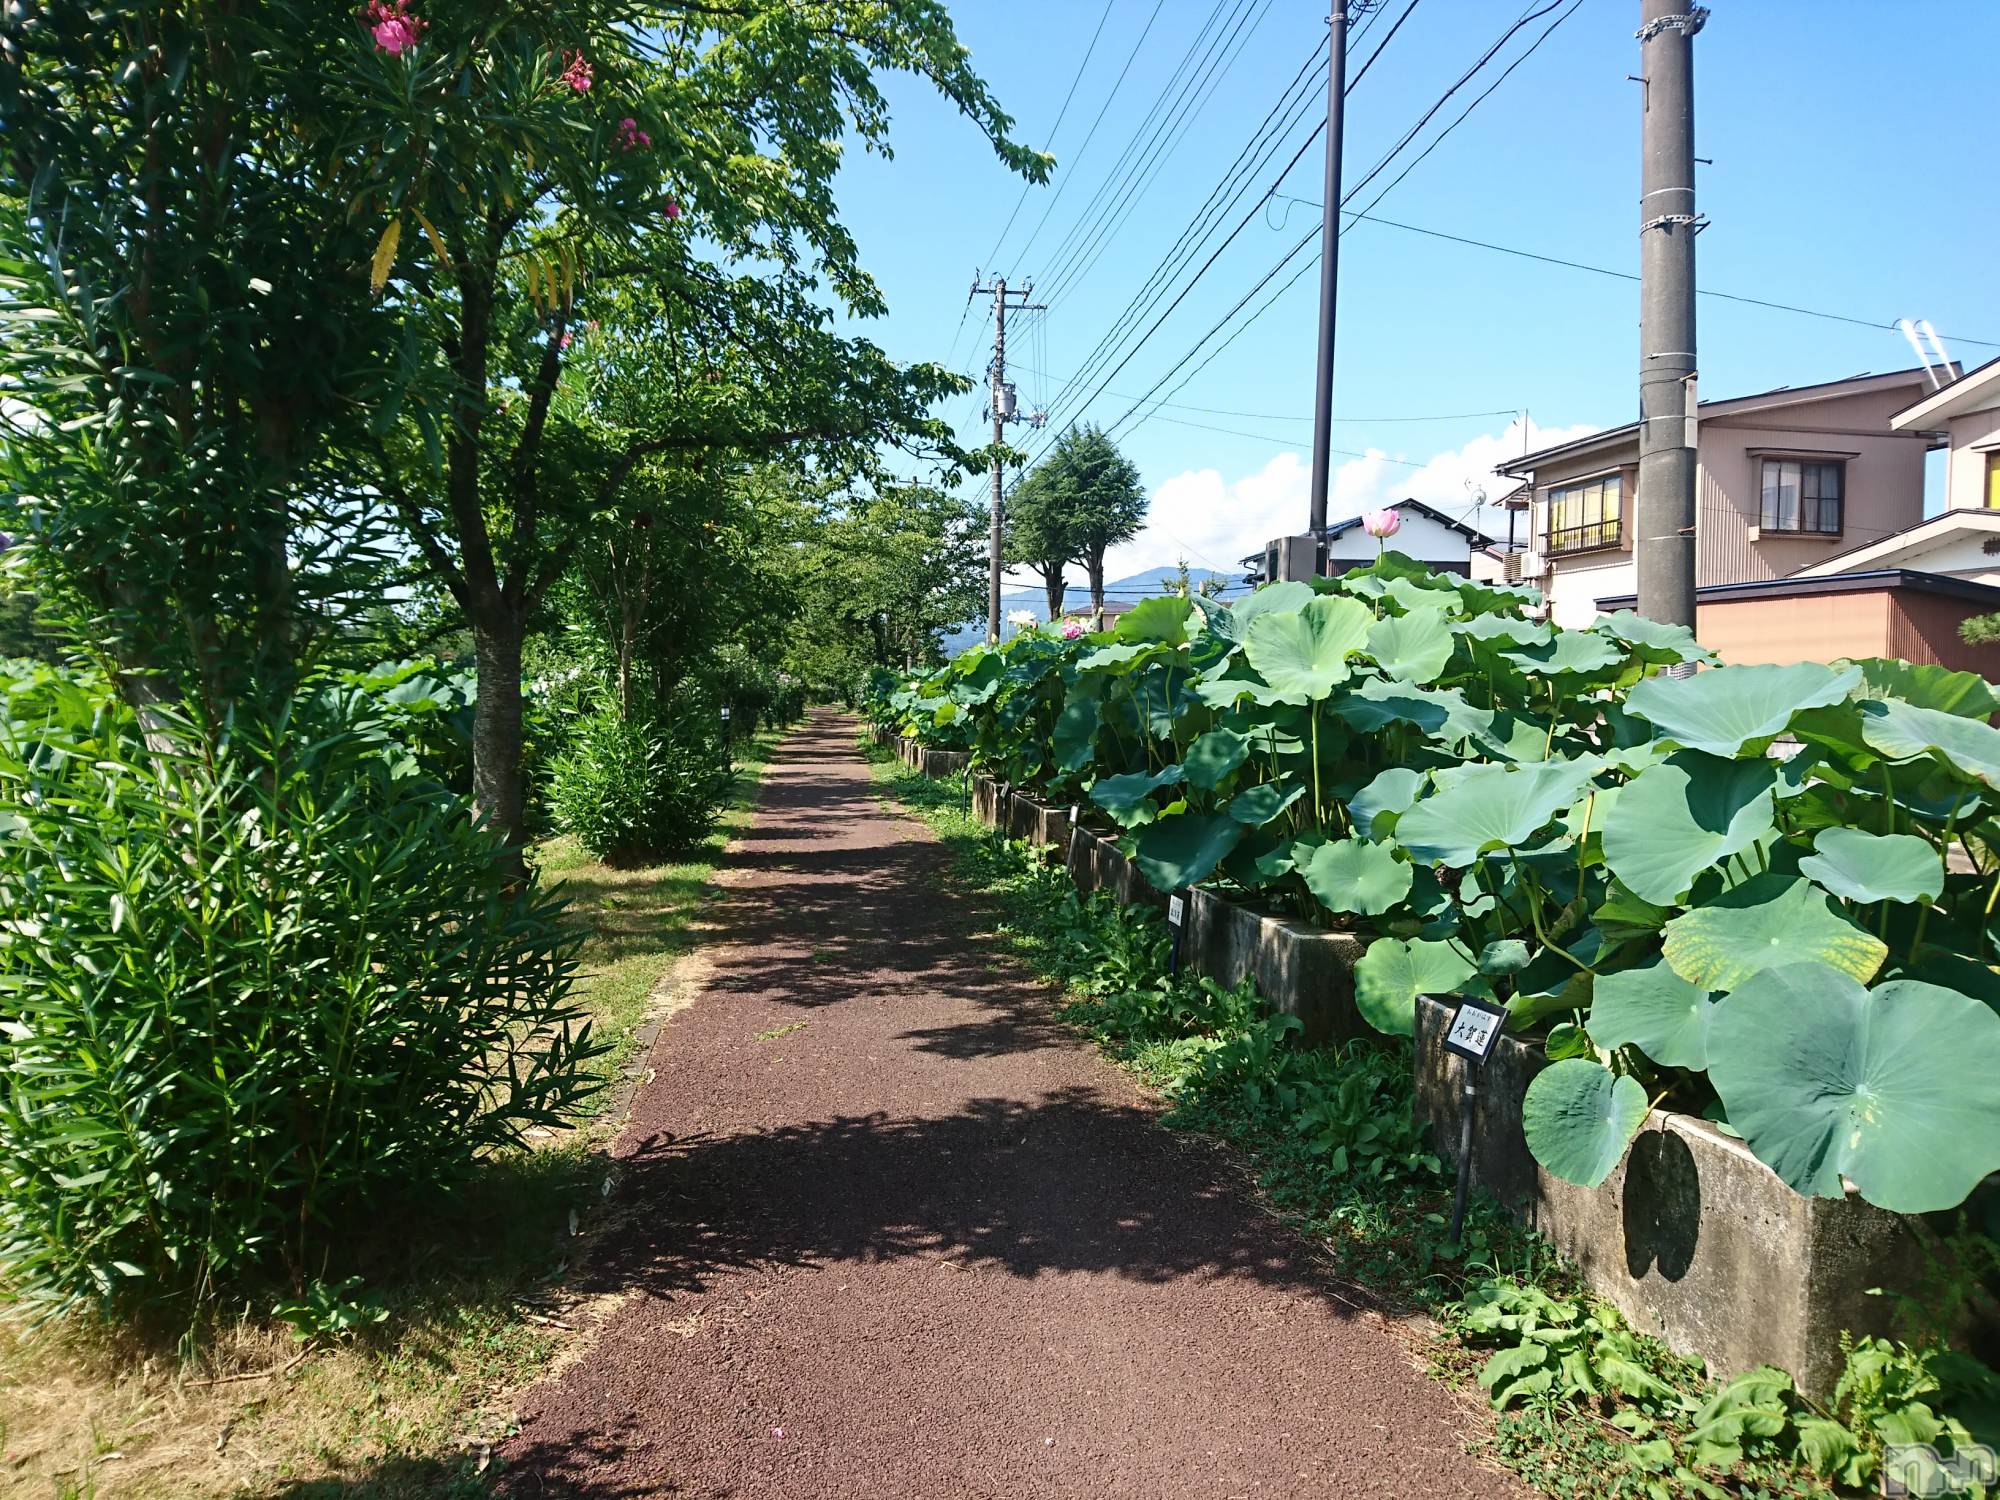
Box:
[1944,407,2000,511]
[1524,384,1930,622]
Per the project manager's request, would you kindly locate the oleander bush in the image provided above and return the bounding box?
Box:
[0,671,599,1324]
[548,701,733,860]
[870,556,2000,1214]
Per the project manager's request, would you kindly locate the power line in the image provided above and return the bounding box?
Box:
[1003,0,1170,276]
[1040,0,1277,310]
[1027,0,1424,450]
[1346,0,1581,224]
[1265,196,2000,351]
[980,0,1119,275]
[1037,0,1249,298]
[1108,0,1584,447]
[1030,39,1332,430]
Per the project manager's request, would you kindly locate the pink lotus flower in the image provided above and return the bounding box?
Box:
[366,0,425,54]
[560,50,593,92]
[1060,618,1085,640]
[1361,507,1403,539]
[617,117,652,152]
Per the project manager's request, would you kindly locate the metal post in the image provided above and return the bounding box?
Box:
[1447,1080,1476,1248]
[1634,0,1704,627]
[1305,4,1349,534]
[988,277,1007,644]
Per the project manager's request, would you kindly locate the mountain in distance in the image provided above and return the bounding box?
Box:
[939,566,1241,658]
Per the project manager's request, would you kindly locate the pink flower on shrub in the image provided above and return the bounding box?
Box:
[1361,507,1402,539]
[1060,618,1085,640]
[560,50,594,92]
[559,330,574,351]
[663,198,683,219]
[617,117,653,152]
[366,0,425,54]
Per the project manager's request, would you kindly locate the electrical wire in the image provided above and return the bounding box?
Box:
[1264,196,2000,351]
[1036,0,1248,297]
[1030,40,1331,430]
[1108,0,1585,447]
[980,0,1119,276]
[1018,0,1434,469]
[1004,0,1171,280]
[1040,0,1277,309]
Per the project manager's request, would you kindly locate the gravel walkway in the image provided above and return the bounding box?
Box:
[503,709,1516,1498]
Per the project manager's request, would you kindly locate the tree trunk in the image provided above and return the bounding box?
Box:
[471,612,527,867]
[1043,565,1066,621]
[1088,550,1107,628]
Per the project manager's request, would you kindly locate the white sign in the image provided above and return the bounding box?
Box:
[1167,895,1185,927]
[1443,998,1507,1064]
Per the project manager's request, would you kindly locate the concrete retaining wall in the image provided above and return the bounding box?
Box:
[1184,889,1367,1046]
[1411,994,1925,1398]
[916,747,970,779]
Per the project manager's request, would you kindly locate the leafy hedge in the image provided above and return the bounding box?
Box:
[0,671,599,1321]
[873,555,2000,1214]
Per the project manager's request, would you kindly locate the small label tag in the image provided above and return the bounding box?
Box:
[1167,895,1185,927]
[1443,997,1507,1065]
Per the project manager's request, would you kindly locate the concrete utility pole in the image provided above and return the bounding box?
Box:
[1634,0,1705,627]
[1305,3,1350,533]
[972,275,1045,643]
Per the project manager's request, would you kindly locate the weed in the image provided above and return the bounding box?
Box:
[756,1022,809,1042]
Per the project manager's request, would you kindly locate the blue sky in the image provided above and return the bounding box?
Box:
[828,0,2000,588]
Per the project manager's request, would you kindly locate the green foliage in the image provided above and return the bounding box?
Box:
[867,555,2000,1215]
[1006,425,1148,613]
[0,674,598,1324]
[548,703,731,861]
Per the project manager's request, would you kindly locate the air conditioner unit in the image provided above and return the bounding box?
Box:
[1502,552,1524,583]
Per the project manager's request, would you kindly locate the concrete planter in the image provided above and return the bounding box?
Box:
[916,747,970,779]
[1184,889,1367,1046]
[1066,826,1169,913]
[1411,995,1926,1398]
[897,736,917,767]
[970,772,1002,830]
[1005,789,1072,848]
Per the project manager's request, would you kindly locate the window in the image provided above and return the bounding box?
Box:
[1759,458,1843,534]
[1545,474,1623,554]
[1986,452,2000,510]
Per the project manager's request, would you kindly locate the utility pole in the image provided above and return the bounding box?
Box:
[972,274,1046,643]
[1634,0,1705,628]
[1306,3,1352,533]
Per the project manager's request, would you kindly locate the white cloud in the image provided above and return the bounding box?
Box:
[1086,416,1599,583]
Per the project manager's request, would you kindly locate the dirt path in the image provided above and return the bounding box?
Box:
[503,710,1516,1498]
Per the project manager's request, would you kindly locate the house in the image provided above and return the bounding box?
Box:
[1243,499,1494,585]
[1496,368,1942,628]
[1594,570,2000,675]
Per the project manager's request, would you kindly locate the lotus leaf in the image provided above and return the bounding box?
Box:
[1797,826,1944,905]
[1521,1059,1650,1188]
[1353,935,1476,1035]
[1660,874,1887,992]
[1706,963,2000,1212]
[1298,838,1412,916]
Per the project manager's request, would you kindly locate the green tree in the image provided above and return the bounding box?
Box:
[1,5,404,721]
[803,480,986,676]
[1014,425,1147,621]
[1004,461,1079,621]
[351,2,1044,852]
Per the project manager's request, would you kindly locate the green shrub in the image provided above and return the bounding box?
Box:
[0,675,599,1324]
[548,704,731,860]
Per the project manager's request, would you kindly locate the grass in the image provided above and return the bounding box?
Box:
[0,732,782,1500]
